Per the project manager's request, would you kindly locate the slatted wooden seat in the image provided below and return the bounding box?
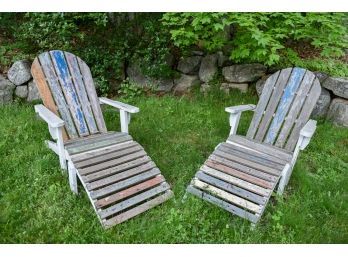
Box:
[187,67,321,224]
[32,50,173,228]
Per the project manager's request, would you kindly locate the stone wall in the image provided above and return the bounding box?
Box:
[1,55,347,127]
[0,60,40,104]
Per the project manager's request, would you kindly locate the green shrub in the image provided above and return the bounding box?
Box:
[162,13,348,66]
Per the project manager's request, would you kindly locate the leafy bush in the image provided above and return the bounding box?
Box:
[162,13,348,66]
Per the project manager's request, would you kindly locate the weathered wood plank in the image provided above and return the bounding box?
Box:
[103,190,173,228]
[95,175,165,208]
[50,50,89,136]
[67,134,132,155]
[31,59,69,141]
[90,168,161,199]
[275,71,315,148]
[38,52,78,138]
[77,56,107,133]
[246,71,280,139]
[75,144,143,169]
[83,156,151,182]
[65,51,99,134]
[285,80,321,151]
[228,135,293,162]
[70,141,137,162]
[186,186,258,223]
[218,144,285,170]
[209,155,279,181]
[201,165,271,197]
[87,161,156,190]
[99,182,170,219]
[196,171,266,205]
[254,68,292,141]
[264,67,306,144]
[221,142,287,165]
[213,150,281,175]
[191,178,262,213]
[205,159,274,189]
[65,132,126,149]
[79,150,147,175]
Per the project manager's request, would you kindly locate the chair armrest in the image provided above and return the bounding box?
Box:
[225,104,256,114]
[99,97,139,114]
[300,119,317,138]
[34,104,64,128]
[225,104,256,135]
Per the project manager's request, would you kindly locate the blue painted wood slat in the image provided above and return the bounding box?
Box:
[64,52,99,134]
[50,50,89,136]
[264,67,306,144]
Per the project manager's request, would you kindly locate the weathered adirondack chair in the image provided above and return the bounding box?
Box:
[31,50,173,228]
[186,67,321,224]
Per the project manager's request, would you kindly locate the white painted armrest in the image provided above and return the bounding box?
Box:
[225,104,256,114]
[225,104,255,135]
[290,119,317,169]
[298,119,317,151]
[34,104,66,170]
[300,119,317,138]
[34,104,64,128]
[99,97,139,113]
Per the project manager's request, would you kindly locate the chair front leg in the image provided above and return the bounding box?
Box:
[48,125,67,171]
[229,112,241,135]
[68,161,78,194]
[120,110,131,134]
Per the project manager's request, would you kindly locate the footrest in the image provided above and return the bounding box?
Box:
[66,133,173,228]
[187,141,286,223]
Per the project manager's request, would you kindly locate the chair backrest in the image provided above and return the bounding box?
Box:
[246,67,321,152]
[31,50,107,141]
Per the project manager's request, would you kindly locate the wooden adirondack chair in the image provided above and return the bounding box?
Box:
[186,67,321,224]
[31,50,173,229]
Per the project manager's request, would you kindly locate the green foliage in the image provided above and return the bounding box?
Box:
[280,49,348,78]
[0,90,347,243]
[162,13,348,66]
[118,78,144,100]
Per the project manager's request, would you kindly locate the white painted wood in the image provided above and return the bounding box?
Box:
[299,119,317,140]
[229,112,241,135]
[225,104,255,135]
[225,104,256,114]
[277,163,291,195]
[68,161,78,194]
[36,104,67,171]
[120,109,129,133]
[99,97,139,113]
[56,127,67,170]
[34,104,64,128]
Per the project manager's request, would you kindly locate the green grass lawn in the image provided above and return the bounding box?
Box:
[0,88,347,243]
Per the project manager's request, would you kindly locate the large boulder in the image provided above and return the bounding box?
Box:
[220,82,248,94]
[126,62,148,88]
[327,98,348,127]
[0,75,15,104]
[7,60,32,86]
[199,54,218,83]
[15,85,29,99]
[154,78,174,93]
[322,77,348,99]
[223,63,267,83]
[173,74,200,94]
[27,80,41,102]
[311,88,331,118]
[177,56,202,75]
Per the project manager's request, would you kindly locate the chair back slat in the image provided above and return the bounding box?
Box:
[32,50,107,140]
[246,67,321,152]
